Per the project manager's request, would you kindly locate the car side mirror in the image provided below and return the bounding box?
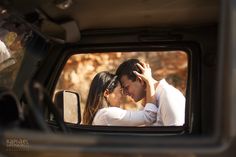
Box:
[54,90,81,124]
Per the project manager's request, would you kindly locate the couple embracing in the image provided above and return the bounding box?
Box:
[83,59,185,126]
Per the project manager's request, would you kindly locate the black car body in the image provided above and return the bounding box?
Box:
[0,0,235,156]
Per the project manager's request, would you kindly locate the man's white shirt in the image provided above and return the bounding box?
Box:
[152,79,185,126]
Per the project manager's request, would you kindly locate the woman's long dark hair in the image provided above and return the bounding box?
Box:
[83,71,119,125]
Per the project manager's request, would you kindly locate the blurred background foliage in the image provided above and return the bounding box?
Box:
[55,51,188,116]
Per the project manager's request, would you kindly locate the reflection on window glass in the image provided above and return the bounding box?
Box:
[55,51,188,126]
[0,14,30,88]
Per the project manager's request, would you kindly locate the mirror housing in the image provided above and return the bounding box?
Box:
[54,90,81,124]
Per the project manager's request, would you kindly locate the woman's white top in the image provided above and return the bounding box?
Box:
[92,103,158,126]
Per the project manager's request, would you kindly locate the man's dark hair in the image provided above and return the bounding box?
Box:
[116,59,142,81]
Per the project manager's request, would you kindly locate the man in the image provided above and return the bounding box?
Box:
[116,59,185,126]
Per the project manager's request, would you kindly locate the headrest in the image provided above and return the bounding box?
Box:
[0,87,22,126]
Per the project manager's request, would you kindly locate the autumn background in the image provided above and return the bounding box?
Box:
[55,51,188,121]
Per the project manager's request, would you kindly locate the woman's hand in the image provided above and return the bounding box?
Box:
[133,62,156,104]
[133,62,152,84]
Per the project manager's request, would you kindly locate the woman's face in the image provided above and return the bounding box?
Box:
[106,82,123,107]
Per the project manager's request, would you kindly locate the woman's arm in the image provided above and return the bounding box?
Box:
[102,104,158,126]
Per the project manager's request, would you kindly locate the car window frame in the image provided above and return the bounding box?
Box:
[47,41,201,135]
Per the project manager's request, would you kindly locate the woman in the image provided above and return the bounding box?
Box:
[83,63,157,126]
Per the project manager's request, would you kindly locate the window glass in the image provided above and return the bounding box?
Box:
[55,51,188,126]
